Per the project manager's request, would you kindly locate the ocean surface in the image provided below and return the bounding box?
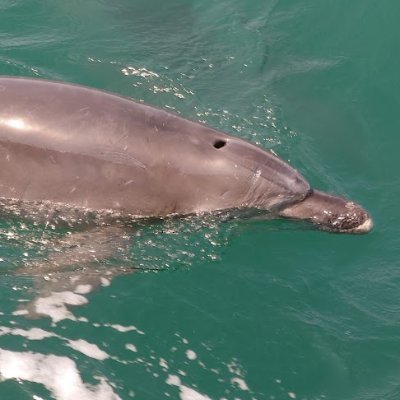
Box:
[0,1,398,399]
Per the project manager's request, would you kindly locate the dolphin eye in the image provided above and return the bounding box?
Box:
[213,139,226,149]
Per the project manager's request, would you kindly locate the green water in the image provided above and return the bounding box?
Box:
[0,1,398,399]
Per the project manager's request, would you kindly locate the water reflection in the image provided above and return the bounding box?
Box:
[0,204,256,399]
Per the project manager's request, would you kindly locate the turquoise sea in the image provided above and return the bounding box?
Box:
[0,1,398,399]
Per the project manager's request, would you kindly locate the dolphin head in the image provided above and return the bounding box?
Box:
[191,134,312,211]
[177,132,373,234]
[278,190,373,233]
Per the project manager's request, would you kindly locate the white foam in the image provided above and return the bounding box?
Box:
[166,375,181,386]
[179,385,211,400]
[105,324,144,335]
[0,327,55,341]
[159,358,169,370]
[0,326,110,362]
[67,339,109,361]
[227,360,243,376]
[33,291,88,324]
[186,349,197,360]
[125,344,137,353]
[166,374,211,400]
[13,328,55,340]
[12,309,29,316]
[74,284,93,295]
[101,277,111,287]
[0,348,120,400]
[231,377,249,391]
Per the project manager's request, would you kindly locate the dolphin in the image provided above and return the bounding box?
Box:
[0,76,372,233]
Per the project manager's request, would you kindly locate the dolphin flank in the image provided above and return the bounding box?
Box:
[0,77,372,233]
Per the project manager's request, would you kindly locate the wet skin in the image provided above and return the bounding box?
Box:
[0,77,372,233]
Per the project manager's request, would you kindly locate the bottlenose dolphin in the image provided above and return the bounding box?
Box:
[0,77,372,233]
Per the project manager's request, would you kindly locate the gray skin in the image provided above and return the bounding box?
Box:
[0,77,372,233]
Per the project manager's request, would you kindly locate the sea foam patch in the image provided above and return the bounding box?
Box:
[103,323,145,335]
[66,339,109,361]
[0,326,55,340]
[0,325,110,361]
[166,374,212,400]
[14,289,89,325]
[33,291,88,324]
[0,348,120,400]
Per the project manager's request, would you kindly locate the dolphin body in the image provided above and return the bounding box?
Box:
[0,77,372,233]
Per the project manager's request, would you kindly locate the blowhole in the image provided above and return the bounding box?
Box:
[213,139,226,149]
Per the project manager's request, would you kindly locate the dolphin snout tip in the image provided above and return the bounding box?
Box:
[350,215,373,234]
[343,200,373,234]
